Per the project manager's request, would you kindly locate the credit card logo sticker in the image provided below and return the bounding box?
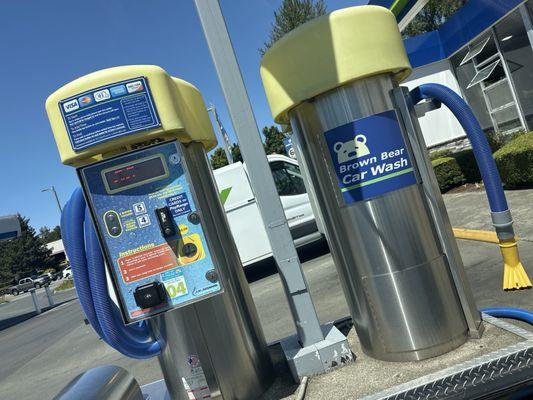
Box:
[94,89,111,102]
[110,85,127,97]
[78,95,94,108]
[63,99,79,113]
[126,81,144,93]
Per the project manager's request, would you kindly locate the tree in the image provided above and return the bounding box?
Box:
[210,147,229,170]
[262,126,286,155]
[39,225,61,244]
[0,215,54,284]
[231,143,243,163]
[403,0,466,38]
[259,0,326,56]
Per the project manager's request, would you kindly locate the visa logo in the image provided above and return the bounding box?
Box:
[63,99,79,113]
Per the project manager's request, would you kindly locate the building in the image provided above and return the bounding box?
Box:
[369,0,533,149]
[46,239,68,266]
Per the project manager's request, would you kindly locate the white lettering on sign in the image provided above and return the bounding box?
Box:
[63,99,79,113]
[381,148,405,160]
[370,157,409,175]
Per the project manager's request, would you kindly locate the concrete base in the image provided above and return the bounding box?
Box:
[261,315,533,400]
[280,323,353,382]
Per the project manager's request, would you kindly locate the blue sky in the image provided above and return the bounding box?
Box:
[0,0,365,232]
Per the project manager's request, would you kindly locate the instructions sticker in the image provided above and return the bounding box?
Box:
[325,110,417,204]
[59,77,160,151]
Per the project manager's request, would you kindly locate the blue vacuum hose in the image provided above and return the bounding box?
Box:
[481,307,533,325]
[409,83,508,213]
[61,188,161,359]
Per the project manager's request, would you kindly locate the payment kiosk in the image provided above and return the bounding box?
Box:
[47,65,273,400]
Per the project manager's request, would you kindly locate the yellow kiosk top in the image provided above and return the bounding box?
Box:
[260,6,412,124]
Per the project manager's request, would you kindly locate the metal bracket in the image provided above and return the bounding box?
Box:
[414,98,441,118]
[280,323,354,383]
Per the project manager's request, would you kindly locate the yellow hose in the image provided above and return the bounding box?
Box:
[453,228,532,291]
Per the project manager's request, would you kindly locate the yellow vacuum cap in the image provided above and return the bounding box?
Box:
[260,6,412,124]
[46,65,217,166]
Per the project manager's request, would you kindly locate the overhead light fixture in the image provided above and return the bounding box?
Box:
[502,35,513,41]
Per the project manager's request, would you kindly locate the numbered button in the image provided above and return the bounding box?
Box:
[136,214,151,228]
[133,202,147,215]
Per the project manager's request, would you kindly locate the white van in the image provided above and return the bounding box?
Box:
[213,154,324,267]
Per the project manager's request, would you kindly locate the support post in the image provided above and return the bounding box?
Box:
[193,0,352,380]
[45,284,55,307]
[30,288,41,315]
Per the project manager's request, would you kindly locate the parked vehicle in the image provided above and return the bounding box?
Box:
[9,277,40,296]
[52,270,63,281]
[62,266,72,279]
[35,274,52,286]
[213,154,324,267]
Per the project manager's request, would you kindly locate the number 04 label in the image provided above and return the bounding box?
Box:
[162,269,188,299]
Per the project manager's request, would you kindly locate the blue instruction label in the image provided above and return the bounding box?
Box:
[166,193,191,217]
[325,110,417,204]
[59,77,160,151]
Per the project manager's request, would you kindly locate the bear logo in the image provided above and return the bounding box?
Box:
[333,134,370,164]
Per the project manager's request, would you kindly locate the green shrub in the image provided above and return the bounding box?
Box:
[494,132,533,188]
[429,149,452,161]
[432,157,466,192]
[486,130,506,152]
[454,150,481,183]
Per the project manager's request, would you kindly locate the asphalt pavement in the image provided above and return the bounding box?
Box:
[0,283,75,330]
[0,189,532,399]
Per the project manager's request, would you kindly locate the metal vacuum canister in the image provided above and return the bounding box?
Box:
[151,142,274,400]
[260,6,470,361]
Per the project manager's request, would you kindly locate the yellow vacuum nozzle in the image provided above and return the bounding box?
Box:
[500,239,532,291]
[452,228,532,291]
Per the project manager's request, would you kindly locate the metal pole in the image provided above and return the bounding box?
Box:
[41,186,63,214]
[193,0,324,346]
[207,105,233,164]
[30,288,41,315]
[44,284,55,307]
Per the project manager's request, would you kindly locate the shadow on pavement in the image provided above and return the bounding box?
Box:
[0,299,76,332]
[245,238,330,283]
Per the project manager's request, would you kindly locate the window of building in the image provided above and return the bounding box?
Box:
[451,27,525,134]
[460,36,490,65]
[494,6,533,130]
[270,161,307,196]
[467,59,500,88]
[450,49,494,135]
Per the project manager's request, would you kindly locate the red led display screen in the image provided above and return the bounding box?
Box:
[104,155,167,193]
